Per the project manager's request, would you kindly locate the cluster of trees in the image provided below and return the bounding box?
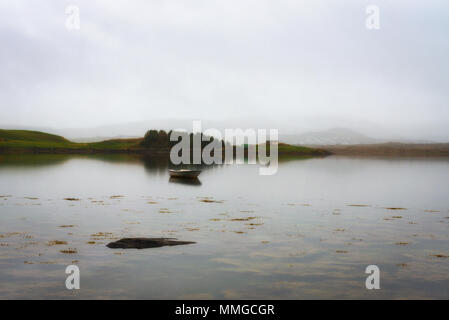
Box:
[141,130,225,149]
[141,130,170,147]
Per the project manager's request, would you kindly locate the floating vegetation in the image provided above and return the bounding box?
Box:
[90,232,116,240]
[24,261,33,264]
[59,225,75,228]
[424,210,440,213]
[229,217,257,222]
[162,229,178,233]
[60,248,77,254]
[348,204,370,207]
[185,227,200,231]
[167,197,178,200]
[395,242,409,245]
[110,195,124,199]
[87,241,96,244]
[261,241,270,244]
[21,241,37,246]
[334,228,345,232]
[91,232,113,237]
[385,207,407,210]
[397,263,408,268]
[15,242,37,250]
[233,231,246,234]
[209,218,222,222]
[147,201,158,204]
[336,250,348,254]
[24,197,39,200]
[199,199,223,203]
[246,223,264,226]
[64,198,79,201]
[302,204,311,207]
[159,208,172,213]
[430,254,449,258]
[431,254,449,258]
[48,240,68,246]
[392,216,403,219]
[0,232,24,238]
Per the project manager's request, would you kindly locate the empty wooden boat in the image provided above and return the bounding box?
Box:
[168,169,201,179]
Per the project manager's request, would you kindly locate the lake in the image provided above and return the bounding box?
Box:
[0,154,448,299]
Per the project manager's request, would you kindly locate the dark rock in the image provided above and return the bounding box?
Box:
[106,238,196,249]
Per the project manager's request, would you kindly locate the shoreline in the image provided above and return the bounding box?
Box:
[305,143,449,157]
[0,146,331,158]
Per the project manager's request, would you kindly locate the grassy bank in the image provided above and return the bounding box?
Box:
[0,129,143,153]
[319,143,449,157]
[0,129,329,157]
[277,143,330,157]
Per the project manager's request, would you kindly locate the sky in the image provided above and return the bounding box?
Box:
[1,0,448,140]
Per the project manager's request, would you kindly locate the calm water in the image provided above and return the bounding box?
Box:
[0,154,448,299]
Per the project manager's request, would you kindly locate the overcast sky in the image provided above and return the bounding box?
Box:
[1,1,448,139]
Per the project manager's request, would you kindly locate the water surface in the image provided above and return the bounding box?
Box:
[0,154,448,299]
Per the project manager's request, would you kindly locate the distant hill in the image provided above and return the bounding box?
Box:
[0,129,140,152]
[0,129,69,143]
[281,128,380,145]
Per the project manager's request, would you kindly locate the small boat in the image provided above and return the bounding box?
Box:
[169,169,201,179]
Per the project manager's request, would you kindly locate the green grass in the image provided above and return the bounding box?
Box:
[86,138,142,150]
[0,129,330,157]
[259,142,330,157]
[278,143,320,153]
[0,129,69,143]
[278,143,330,156]
[0,129,141,152]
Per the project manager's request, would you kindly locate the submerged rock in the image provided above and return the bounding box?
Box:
[106,238,196,249]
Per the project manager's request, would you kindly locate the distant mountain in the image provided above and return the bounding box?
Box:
[281,128,380,145]
[51,119,230,141]
[2,121,441,145]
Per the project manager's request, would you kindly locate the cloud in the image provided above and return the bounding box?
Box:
[0,0,448,139]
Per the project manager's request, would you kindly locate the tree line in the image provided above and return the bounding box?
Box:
[141,130,226,149]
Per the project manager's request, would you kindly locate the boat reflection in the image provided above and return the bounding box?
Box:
[169,176,202,186]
